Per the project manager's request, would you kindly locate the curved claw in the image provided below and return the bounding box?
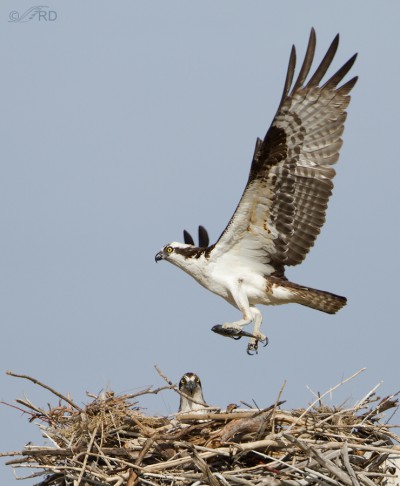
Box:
[247,335,269,355]
[247,345,258,356]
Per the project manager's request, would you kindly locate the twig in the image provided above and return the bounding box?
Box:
[355,382,382,410]
[120,385,173,400]
[284,433,353,485]
[76,425,99,485]
[357,474,378,486]
[6,371,83,412]
[299,439,400,455]
[271,379,286,433]
[134,436,157,467]
[303,466,343,485]
[16,397,48,416]
[191,447,220,486]
[177,410,297,422]
[290,368,366,428]
[0,401,38,419]
[341,441,361,486]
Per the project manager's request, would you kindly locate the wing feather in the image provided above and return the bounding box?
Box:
[183,230,195,245]
[183,226,209,247]
[198,225,209,248]
[277,47,296,110]
[211,29,357,270]
[307,34,339,87]
[291,28,316,92]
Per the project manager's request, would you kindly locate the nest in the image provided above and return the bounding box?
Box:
[1,369,400,486]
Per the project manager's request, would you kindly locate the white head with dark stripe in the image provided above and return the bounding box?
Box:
[155,226,210,274]
[155,242,202,265]
[178,372,207,413]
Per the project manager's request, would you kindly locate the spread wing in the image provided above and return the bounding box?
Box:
[210,29,357,271]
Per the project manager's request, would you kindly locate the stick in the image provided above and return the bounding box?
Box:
[6,371,83,412]
[341,442,361,486]
[284,433,353,486]
[191,448,220,486]
[122,385,173,400]
[271,379,286,434]
[0,401,39,419]
[290,368,366,427]
[75,425,98,485]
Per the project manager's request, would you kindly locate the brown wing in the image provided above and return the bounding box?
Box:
[211,29,357,269]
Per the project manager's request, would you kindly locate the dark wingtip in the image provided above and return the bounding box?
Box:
[278,45,296,110]
[291,28,316,92]
[183,230,195,246]
[198,225,209,247]
[306,31,340,87]
[323,52,358,89]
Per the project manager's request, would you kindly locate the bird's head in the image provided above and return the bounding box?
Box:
[179,372,202,396]
[155,242,204,270]
[155,225,210,273]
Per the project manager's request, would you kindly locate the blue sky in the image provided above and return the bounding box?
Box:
[1,1,399,483]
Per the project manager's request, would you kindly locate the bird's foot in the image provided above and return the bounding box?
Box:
[211,324,256,341]
[211,325,269,354]
[247,333,269,355]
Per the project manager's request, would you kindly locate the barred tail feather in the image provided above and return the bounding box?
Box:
[293,285,347,314]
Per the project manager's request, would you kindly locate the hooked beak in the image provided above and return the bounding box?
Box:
[185,381,196,393]
[155,251,163,263]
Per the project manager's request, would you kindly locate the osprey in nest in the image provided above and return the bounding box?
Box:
[156,29,357,354]
[178,372,207,413]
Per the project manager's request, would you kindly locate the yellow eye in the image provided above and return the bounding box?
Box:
[166,246,173,253]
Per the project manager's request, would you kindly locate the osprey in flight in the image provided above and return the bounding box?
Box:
[155,29,357,354]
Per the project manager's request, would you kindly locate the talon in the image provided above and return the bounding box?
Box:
[247,335,269,355]
[247,342,258,355]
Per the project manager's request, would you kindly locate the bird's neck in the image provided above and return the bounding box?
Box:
[171,253,208,282]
